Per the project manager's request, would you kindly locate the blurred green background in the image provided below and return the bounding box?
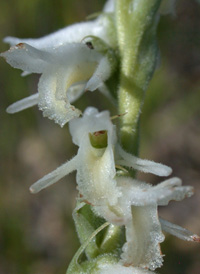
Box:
[0,0,200,273]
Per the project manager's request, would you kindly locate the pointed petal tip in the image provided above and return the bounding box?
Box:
[3,36,18,45]
[168,166,173,174]
[143,163,172,177]
[191,235,200,242]
[162,166,173,176]
[6,106,13,114]
[85,79,100,92]
[29,185,39,194]
[3,37,8,43]
[186,188,194,198]
[160,218,200,243]
[152,164,172,177]
[6,104,17,114]
[29,186,35,194]
[1,43,25,58]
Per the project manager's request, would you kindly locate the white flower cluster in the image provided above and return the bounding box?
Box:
[28,107,199,271]
[1,1,199,273]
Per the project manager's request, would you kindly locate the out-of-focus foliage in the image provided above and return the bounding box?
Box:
[0,0,200,273]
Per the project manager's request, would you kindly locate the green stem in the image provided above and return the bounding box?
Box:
[116,0,161,154]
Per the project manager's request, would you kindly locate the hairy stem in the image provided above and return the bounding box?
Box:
[116,0,161,154]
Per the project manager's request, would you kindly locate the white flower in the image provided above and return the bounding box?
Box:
[103,0,115,13]
[29,107,171,196]
[115,177,194,270]
[28,107,199,270]
[1,41,115,126]
[93,175,197,270]
[1,3,116,127]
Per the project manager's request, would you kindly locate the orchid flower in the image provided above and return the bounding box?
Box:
[113,176,197,270]
[77,175,197,271]
[1,40,116,126]
[1,3,117,127]
[29,107,171,197]
[86,172,197,270]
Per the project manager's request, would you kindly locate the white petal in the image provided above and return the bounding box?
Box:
[98,263,154,274]
[3,36,22,47]
[3,20,111,50]
[103,0,115,13]
[160,218,200,242]
[76,139,120,206]
[117,177,193,207]
[37,43,104,126]
[21,71,32,77]
[94,178,132,225]
[85,56,112,91]
[1,43,50,73]
[155,177,194,205]
[6,93,38,113]
[121,205,164,270]
[6,82,85,117]
[116,145,172,176]
[67,83,85,103]
[38,69,82,127]
[30,156,78,193]
[6,72,85,117]
[116,177,152,208]
[3,23,96,48]
[45,42,101,65]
